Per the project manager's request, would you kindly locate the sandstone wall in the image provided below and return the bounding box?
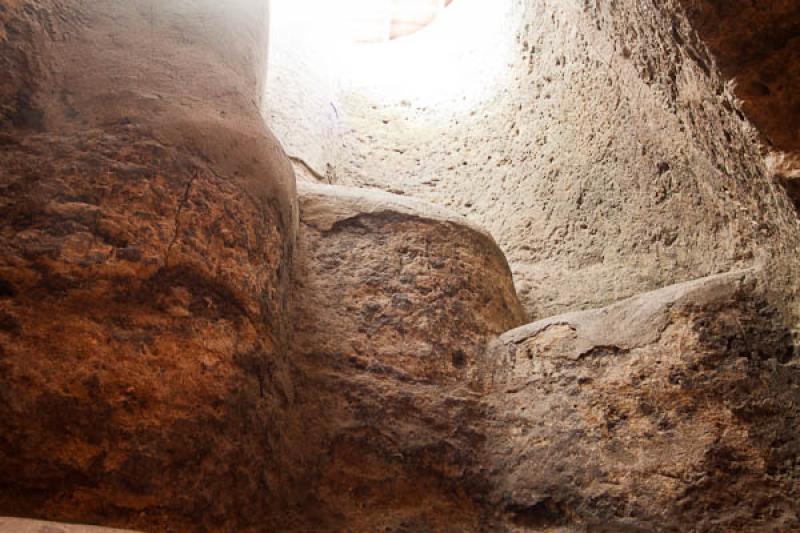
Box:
[3,0,800,531]
[678,0,800,209]
[483,270,800,530]
[283,183,524,531]
[316,0,800,320]
[0,1,299,530]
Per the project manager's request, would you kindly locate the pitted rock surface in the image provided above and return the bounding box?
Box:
[283,183,523,531]
[2,0,800,532]
[485,271,800,531]
[0,1,297,531]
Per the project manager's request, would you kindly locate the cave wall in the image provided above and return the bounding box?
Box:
[678,0,800,207]
[677,0,800,156]
[263,0,341,183]
[283,183,525,531]
[2,0,800,531]
[0,1,300,530]
[285,0,800,320]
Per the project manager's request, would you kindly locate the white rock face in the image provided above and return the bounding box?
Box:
[266,0,800,320]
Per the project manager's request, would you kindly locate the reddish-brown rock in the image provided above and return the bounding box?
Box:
[679,0,800,154]
[285,183,524,531]
[678,0,800,205]
[2,0,800,531]
[0,1,297,531]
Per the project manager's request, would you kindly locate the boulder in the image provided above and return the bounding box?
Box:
[285,183,524,531]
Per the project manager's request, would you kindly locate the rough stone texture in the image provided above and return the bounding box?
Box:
[483,270,800,531]
[4,0,800,531]
[0,1,297,531]
[271,0,800,319]
[263,0,340,184]
[678,0,800,192]
[283,183,524,531]
[0,517,140,533]
[769,151,800,212]
[290,182,524,384]
[284,185,800,531]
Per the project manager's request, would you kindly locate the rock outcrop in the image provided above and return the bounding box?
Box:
[284,184,800,531]
[283,183,524,531]
[484,270,799,530]
[2,0,800,532]
[272,0,800,319]
[678,0,800,187]
[0,1,297,531]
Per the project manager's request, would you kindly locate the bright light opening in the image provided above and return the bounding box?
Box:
[269,0,513,107]
[265,0,515,175]
[342,0,455,43]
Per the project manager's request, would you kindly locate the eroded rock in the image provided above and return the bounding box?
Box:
[285,183,524,531]
[677,0,800,208]
[485,271,800,530]
[2,0,800,532]
[293,182,524,383]
[0,1,297,531]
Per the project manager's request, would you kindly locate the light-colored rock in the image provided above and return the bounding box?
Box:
[0,518,140,533]
[268,0,800,320]
[484,270,800,530]
[499,269,755,359]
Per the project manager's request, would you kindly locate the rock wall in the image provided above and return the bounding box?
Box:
[283,185,800,531]
[283,183,524,531]
[0,1,298,531]
[293,0,800,320]
[678,1,800,155]
[3,0,800,531]
[678,0,800,208]
[263,0,341,183]
[484,270,800,530]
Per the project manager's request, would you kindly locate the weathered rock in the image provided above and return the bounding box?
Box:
[0,517,140,533]
[292,182,524,384]
[484,271,800,531]
[768,151,800,212]
[0,1,297,531]
[287,201,800,532]
[285,183,524,531]
[3,0,800,531]
[677,0,800,208]
[270,0,800,319]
